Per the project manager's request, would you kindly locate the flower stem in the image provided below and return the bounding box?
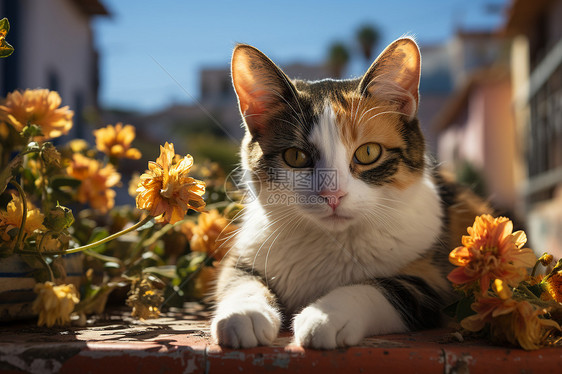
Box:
[63,216,152,254]
[10,180,27,251]
[520,284,540,300]
[37,253,55,283]
[17,216,153,257]
[531,261,540,277]
[83,249,123,266]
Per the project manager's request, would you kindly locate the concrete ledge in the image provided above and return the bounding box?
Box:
[0,303,561,373]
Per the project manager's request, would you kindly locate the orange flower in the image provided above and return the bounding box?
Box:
[507,300,560,350]
[0,89,73,140]
[136,142,205,224]
[461,280,560,350]
[0,193,45,245]
[190,209,238,261]
[461,279,518,331]
[32,282,80,327]
[93,123,142,160]
[545,270,562,303]
[448,215,536,294]
[66,154,121,213]
[194,265,218,299]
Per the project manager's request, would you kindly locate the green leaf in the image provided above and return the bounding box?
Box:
[0,18,13,58]
[103,261,121,270]
[21,125,43,139]
[0,18,10,37]
[136,219,154,231]
[86,227,109,252]
[143,265,177,279]
[454,296,476,323]
[51,176,81,189]
[0,38,13,58]
[0,156,23,195]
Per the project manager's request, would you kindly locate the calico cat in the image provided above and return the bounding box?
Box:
[211,37,490,349]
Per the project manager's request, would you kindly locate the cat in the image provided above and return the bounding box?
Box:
[210,37,490,349]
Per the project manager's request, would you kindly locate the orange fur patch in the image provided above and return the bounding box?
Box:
[330,93,422,189]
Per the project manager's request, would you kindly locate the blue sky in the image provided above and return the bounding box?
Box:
[93,0,508,113]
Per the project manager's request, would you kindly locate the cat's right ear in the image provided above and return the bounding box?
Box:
[232,44,295,137]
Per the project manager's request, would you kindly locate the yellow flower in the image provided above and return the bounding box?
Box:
[539,253,554,267]
[126,276,164,320]
[66,153,121,213]
[461,280,517,332]
[545,270,562,303]
[448,214,536,294]
[507,300,560,350]
[189,209,238,261]
[0,193,45,245]
[128,172,141,197]
[194,265,218,299]
[93,123,142,160]
[0,89,73,140]
[68,139,89,153]
[32,282,80,327]
[136,142,206,224]
[461,280,560,350]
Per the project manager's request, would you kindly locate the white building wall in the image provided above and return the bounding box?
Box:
[20,0,94,103]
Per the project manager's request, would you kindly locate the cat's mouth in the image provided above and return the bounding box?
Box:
[322,213,352,222]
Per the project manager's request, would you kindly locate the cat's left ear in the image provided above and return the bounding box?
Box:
[359,37,421,120]
[231,44,297,137]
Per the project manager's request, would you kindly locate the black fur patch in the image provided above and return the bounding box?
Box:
[371,275,443,330]
[358,153,401,185]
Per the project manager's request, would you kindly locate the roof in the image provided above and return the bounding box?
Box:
[502,0,552,35]
[70,0,110,16]
[431,67,510,133]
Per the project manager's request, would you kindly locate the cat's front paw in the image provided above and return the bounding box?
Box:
[293,304,365,349]
[211,303,281,348]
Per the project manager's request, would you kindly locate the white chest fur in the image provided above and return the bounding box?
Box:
[232,173,443,314]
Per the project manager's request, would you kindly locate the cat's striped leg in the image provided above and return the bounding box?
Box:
[211,262,281,348]
[293,276,443,349]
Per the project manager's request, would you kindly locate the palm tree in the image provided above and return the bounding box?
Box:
[356,24,380,62]
[327,42,350,78]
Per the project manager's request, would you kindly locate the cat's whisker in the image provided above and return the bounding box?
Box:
[354,105,390,127]
[251,210,296,272]
[278,74,307,128]
[263,215,304,287]
[212,38,492,350]
[242,110,304,131]
[359,110,409,126]
[267,89,307,128]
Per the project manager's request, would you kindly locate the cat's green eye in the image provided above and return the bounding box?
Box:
[353,143,382,165]
[283,147,312,168]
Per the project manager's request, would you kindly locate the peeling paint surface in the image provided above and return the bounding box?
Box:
[0,304,561,373]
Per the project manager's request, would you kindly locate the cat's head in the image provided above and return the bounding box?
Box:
[232,38,426,232]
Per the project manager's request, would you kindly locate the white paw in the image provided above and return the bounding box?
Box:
[211,303,281,348]
[293,304,365,349]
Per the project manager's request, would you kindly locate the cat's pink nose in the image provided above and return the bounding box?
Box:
[320,189,347,211]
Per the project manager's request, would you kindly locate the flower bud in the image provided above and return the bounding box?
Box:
[43,204,74,232]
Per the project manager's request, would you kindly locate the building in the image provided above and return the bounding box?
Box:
[0,0,109,139]
[123,62,333,149]
[432,66,521,217]
[504,0,562,258]
[418,31,511,154]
